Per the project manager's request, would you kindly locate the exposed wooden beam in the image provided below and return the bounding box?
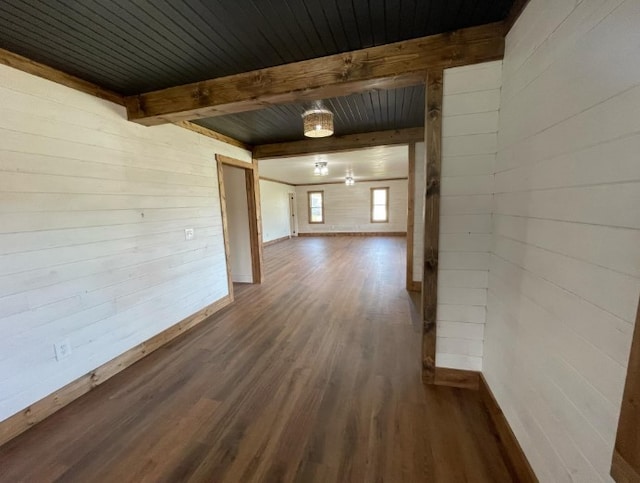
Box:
[126,22,505,126]
[174,121,252,151]
[296,177,408,187]
[0,47,124,105]
[254,127,424,159]
[503,0,531,35]
[422,69,443,384]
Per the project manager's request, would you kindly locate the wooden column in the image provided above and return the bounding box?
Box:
[248,159,264,283]
[612,294,640,482]
[421,69,443,384]
[406,143,417,291]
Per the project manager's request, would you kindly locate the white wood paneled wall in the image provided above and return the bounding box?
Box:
[433,61,502,371]
[484,0,640,481]
[260,179,294,242]
[295,179,407,234]
[0,64,250,422]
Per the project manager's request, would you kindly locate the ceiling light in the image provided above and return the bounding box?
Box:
[303,108,334,138]
[314,162,328,176]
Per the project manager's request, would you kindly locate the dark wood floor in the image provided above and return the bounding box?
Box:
[0,236,512,483]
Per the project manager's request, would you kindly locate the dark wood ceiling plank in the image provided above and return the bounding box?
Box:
[126,22,505,126]
[503,0,531,35]
[253,127,423,159]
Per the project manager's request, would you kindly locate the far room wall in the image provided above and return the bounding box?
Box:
[259,179,295,242]
[295,179,407,234]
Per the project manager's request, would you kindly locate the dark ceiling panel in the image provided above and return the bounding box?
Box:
[193,85,425,145]
[0,0,514,95]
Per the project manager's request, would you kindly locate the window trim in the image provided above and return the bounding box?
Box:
[370,187,390,223]
[307,190,325,224]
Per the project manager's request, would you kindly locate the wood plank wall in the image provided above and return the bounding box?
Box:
[437,61,502,371]
[0,63,250,423]
[295,179,408,235]
[260,180,295,243]
[412,61,502,372]
[482,0,640,480]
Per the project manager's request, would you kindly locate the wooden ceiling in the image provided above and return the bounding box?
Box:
[194,86,425,145]
[0,0,515,145]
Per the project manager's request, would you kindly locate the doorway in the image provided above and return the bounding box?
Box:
[215,155,263,297]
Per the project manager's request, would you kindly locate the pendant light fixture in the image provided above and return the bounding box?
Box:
[314,161,329,176]
[303,102,334,138]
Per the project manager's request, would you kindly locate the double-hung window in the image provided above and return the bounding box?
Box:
[371,187,389,223]
[308,191,324,224]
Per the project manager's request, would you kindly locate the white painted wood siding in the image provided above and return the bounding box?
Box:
[295,179,408,234]
[260,180,294,242]
[435,61,502,371]
[0,64,250,422]
[484,1,640,481]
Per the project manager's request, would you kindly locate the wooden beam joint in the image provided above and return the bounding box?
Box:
[126,22,505,126]
[254,127,424,159]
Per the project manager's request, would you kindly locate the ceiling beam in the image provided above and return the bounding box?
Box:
[253,127,424,159]
[126,22,505,126]
[174,121,252,151]
[0,47,124,105]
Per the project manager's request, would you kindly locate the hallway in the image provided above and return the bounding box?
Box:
[0,237,512,482]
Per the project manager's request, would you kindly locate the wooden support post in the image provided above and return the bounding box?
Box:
[248,159,264,283]
[406,143,417,291]
[421,69,443,384]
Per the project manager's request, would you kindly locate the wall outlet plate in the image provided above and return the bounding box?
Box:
[54,340,72,361]
[184,228,195,240]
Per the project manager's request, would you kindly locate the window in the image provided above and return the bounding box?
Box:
[307,191,324,224]
[371,187,389,223]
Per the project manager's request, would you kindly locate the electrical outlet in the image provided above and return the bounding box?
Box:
[184,228,195,240]
[54,340,72,361]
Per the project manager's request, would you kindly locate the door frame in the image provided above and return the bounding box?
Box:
[215,154,264,297]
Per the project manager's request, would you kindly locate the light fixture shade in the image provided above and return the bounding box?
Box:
[303,109,334,138]
[345,176,355,186]
[314,162,328,176]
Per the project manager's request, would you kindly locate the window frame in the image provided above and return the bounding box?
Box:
[370,187,390,223]
[307,190,325,224]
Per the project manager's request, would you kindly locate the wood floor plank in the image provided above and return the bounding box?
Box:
[0,236,512,482]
